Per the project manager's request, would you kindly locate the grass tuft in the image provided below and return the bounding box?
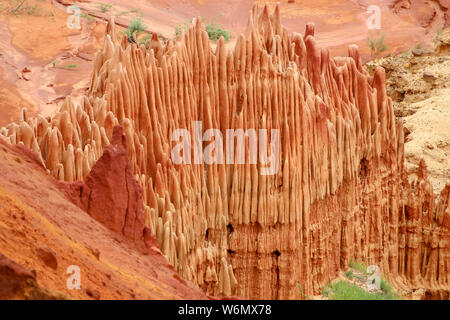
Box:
[380,278,392,294]
[325,281,398,300]
[51,62,78,70]
[123,17,147,42]
[344,270,353,279]
[368,34,388,58]
[139,34,152,47]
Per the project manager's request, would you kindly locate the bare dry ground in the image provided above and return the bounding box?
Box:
[367,28,450,194]
[0,0,107,126]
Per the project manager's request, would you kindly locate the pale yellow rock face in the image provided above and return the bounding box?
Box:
[1,4,449,299]
[366,28,450,198]
[404,89,450,194]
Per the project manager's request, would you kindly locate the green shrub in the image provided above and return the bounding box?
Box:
[175,22,188,37]
[139,34,152,47]
[64,64,78,69]
[175,16,230,42]
[368,34,388,58]
[326,281,398,300]
[123,17,147,42]
[205,18,230,41]
[51,62,78,70]
[380,278,392,294]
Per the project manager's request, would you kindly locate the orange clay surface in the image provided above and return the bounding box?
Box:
[0,139,208,299]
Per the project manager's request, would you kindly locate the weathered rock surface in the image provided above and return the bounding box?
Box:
[36,246,58,270]
[60,125,149,247]
[0,138,209,300]
[1,4,449,299]
[366,29,450,195]
[0,253,68,300]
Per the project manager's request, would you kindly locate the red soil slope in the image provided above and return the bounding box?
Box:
[0,138,208,299]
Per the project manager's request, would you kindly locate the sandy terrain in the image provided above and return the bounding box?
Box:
[367,28,450,193]
[403,91,450,193]
[0,0,106,126]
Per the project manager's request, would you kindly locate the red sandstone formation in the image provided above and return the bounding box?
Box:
[84,125,146,241]
[0,138,209,300]
[1,4,449,299]
[0,253,68,300]
[60,126,150,248]
[36,246,58,270]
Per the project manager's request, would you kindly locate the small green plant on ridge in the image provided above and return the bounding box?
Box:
[175,16,230,42]
[122,17,147,43]
[368,34,388,58]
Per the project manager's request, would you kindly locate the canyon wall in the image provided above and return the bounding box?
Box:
[1,4,449,299]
